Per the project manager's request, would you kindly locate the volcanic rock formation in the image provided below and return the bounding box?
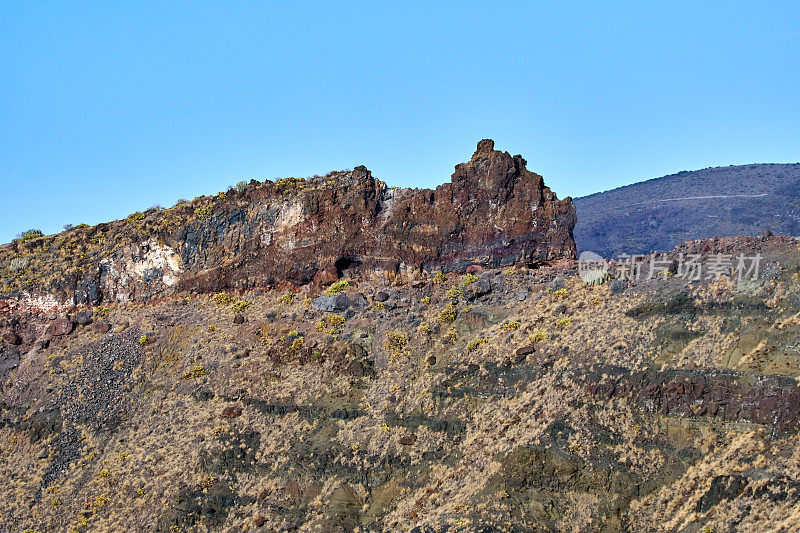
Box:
[0,140,575,309]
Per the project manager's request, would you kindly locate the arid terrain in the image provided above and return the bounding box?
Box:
[3,143,800,532]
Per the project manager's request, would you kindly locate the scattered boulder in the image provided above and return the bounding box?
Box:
[374,291,390,302]
[234,348,251,360]
[609,279,627,294]
[0,346,20,377]
[92,322,112,334]
[233,314,245,325]
[2,331,22,346]
[516,344,536,357]
[34,336,51,349]
[48,318,75,337]
[399,434,417,446]
[74,310,93,326]
[313,267,339,286]
[463,279,492,301]
[311,294,351,313]
[221,405,243,419]
[350,293,370,310]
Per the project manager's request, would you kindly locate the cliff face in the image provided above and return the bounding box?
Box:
[0,140,575,310]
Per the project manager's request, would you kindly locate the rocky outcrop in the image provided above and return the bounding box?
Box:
[0,140,575,308]
[176,139,575,294]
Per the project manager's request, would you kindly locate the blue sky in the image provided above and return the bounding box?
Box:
[1,1,799,243]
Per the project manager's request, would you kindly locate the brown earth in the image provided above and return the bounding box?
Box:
[2,235,800,531]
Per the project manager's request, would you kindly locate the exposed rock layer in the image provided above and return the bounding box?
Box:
[0,140,575,308]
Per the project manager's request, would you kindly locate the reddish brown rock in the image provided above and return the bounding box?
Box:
[221,405,243,419]
[313,266,339,286]
[175,140,575,293]
[48,318,74,337]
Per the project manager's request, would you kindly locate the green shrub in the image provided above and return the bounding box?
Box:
[183,365,207,379]
[438,304,457,323]
[212,292,234,305]
[446,285,463,300]
[20,229,44,241]
[432,271,447,284]
[327,279,350,295]
[467,337,488,351]
[502,321,521,331]
[278,291,295,305]
[232,300,251,312]
[531,331,548,342]
[386,331,409,354]
[463,273,478,285]
[290,337,305,350]
[274,177,306,194]
[328,315,346,327]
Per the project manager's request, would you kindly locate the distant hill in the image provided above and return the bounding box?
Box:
[574,163,800,257]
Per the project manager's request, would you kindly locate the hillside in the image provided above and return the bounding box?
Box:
[3,236,800,531]
[5,145,800,531]
[574,163,800,257]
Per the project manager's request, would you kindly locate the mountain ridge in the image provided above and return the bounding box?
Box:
[0,140,575,313]
[574,162,800,257]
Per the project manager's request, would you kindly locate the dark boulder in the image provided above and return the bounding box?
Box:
[374,291,390,302]
[463,279,492,301]
[2,332,22,346]
[74,310,93,326]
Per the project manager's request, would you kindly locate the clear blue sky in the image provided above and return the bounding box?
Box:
[2,1,799,243]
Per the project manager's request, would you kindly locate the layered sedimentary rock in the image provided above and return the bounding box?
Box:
[0,140,575,308]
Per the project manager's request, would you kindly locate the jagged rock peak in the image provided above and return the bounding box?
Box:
[0,140,576,309]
